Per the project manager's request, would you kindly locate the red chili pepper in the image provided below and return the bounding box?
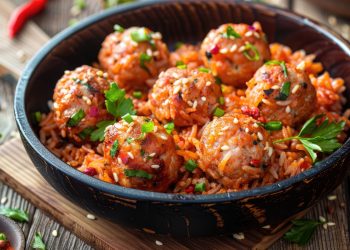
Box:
[210,44,220,55]
[185,184,194,194]
[250,159,261,168]
[83,167,97,176]
[241,105,260,119]
[8,0,47,38]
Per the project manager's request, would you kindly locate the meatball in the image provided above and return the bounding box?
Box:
[198,113,274,190]
[246,62,316,127]
[104,116,182,192]
[200,22,270,87]
[169,44,203,70]
[53,65,112,142]
[148,67,223,127]
[98,26,169,91]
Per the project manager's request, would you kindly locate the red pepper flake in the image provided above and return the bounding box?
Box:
[300,161,310,170]
[241,106,260,119]
[84,167,97,176]
[89,106,99,117]
[250,159,260,168]
[210,44,220,55]
[185,184,194,194]
[119,152,129,164]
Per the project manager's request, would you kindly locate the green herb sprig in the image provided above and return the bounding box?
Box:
[32,232,46,250]
[274,114,345,162]
[105,82,135,119]
[0,207,29,222]
[284,219,324,246]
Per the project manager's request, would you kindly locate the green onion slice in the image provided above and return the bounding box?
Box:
[164,122,175,134]
[130,28,151,42]
[67,109,85,127]
[198,67,210,73]
[258,121,283,131]
[133,91,142,99]
[242,42,260,61]
[184,159,197,172]
[113,24,124,33]
[195,182,206,192]
[213,107,225,117]
[122,113,133,123]
[265,60,288,78]
[223,26,241,39]
[275,82,291,101]
[110,140,119,158]
[141,121,154,133]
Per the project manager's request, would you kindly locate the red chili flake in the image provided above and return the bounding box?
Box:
[185,184,194,194]
[250,159,260,168]
[84,167,97,176]
[210,44,220,55]
[248,25,256,31]
[89,106,99,117]
[119,152,129,164]
[300,161,310,170]
[241,106,260,119]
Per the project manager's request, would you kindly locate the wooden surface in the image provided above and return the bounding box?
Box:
[0,0,349,249]
[0,138,312,250]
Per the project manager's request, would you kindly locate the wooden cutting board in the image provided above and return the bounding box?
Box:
[0,138,307,250]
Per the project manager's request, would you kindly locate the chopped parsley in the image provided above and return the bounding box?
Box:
[113,24,124,33]
[67,109,85,127]
[90,120,115,142]
[198,67,210,73]
[32,232,46,250]
[164,122,175,134]
[0,207,29,222]
[274,114,345,162]
[105,82,135,118]
[223,26,241,39]
[132,91,142,99]
[130,28,151,43]
[195,182,206,192]
[124,169,153,179]
[242,42,260,61]
[275,82,291,101]
[258,121,283,131]
[184,159,197,172]
[140,53,152,72]
[176,61,187,69]
[213,107,225,117]
[110,140,119,158]
[265,60,288,78]
[122,113,133,123]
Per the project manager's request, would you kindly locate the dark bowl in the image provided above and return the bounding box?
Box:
[14,0,350,237]
[0,215,25,250]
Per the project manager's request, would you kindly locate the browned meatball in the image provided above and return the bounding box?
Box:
[98,26,169,91]
[103,116,182,192]
[200,22,270,87]
[246,62,316,127]
[148,67,223,127]
[53,65,112,142]
[198,113,274,190]
[169,44,203,70]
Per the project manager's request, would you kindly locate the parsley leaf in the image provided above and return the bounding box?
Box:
[90,120,115,142]
[284,219,323,246]
[105,83,135,119]
[32,232,46,250]
[274,114,345,162]
[0,207,29,222]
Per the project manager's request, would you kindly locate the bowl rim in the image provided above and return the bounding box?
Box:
[14,0,350,203]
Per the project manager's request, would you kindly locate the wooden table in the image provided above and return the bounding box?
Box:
[1,0,349,249]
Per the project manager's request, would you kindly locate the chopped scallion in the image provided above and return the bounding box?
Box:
[67,109,85,127]
[195,182,205,192]
[124,169,153,179]
[213,107,225,117]
[141,121,154,133]
[122,113,133,123]
[184,159,197,172]
[110,140,119,158]
[113,24,124,33]
[133,91,142,99]
[164,122,175,134]
[242,42,260,61]
[275,82,291,101]
[223,26,241,39]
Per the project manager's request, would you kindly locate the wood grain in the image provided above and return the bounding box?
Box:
[0,138,311,250]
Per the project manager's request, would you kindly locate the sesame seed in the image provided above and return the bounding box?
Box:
[206,81,212,86]
[261,99,271,105]
[172,73,179,78]
[64,70,70,74]
[276,100,292,106]
[182,78,189,84]
[113,173,119,183]
[201,97,207,102]
[327,222,336,226]
[151,165,160,169]
[153,51,160,57]
[127,152,134,159]
[86,214,96,220]
[262,225,271,229]
[253,32,260,38]
[233,232,245,240]
[155,240,163,246]
[253,123,259,128]
[96,70,103,77]
[245,128,249,133]
[239,46,245,52]
[233,118,239,124]
[173,79,182,86]
[296,61,306,71]
[173,85,181,94]
[0,197,7,204]
[221,145,230,151]
[319,216,326,223]
[220,48,228,54]
[222,126,229,131]
[163,99,169,105]
[286,106,291,113]
[327,195,337,201]
[152,32,162,39]
[245,31,253,37]
[323,223,328,230]
[292,84,300,94]
[52,229,58,237]
[193,100,198,109]
[117,157,122,165]
[257,132,264,141]
[187,101,193,106]
[160,134,168,140]
[103,72,108,78]
[82,96,92,105]
[271,85,280,90]
[149,153,156,157]
[230,44,237,52]
[268,147,273,157]
[16,49,27,63]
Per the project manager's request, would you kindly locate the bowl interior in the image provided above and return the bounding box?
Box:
[16,0,350,202]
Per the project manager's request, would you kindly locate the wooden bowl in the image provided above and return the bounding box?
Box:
[0,215,25,250]
[14,0,350,236]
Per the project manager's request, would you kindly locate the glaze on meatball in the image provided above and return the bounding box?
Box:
[200,22,271,87]
[169,44,203,70]
[198,113,274,190]
[104,116,182,192]
[246,62,316,127]
[53,65,112,142]
[148,67,223,127]
[98,27,169,91]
